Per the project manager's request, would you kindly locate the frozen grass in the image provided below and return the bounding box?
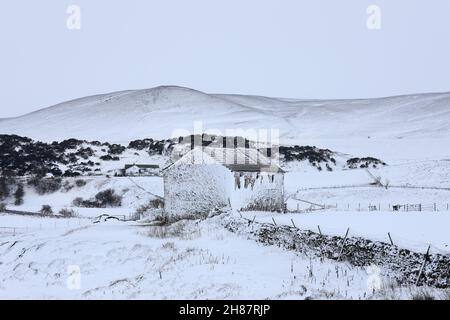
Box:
[1,213,449,299]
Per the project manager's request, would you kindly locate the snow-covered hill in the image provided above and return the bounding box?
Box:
[1,86,450,148]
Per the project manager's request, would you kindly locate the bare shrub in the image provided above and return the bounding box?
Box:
[29,177,62,195]
[439,290,450,300]
[135,198,165,219]
[161,242,176,250]
[411,288,436,300]
[59,208,78,217]
[0,202,7,212]
[146,221,187,239]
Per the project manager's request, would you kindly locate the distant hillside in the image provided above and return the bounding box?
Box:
[1,86,450,144]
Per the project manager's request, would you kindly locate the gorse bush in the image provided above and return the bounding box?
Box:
[40,204,53,216]
[95,189,122,207]
[28,176,62,195]
[59,208,77,217]
[75,179,87,187]
[72,189,122,208]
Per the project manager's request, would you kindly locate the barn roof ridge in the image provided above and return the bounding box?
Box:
[162,146,284,173]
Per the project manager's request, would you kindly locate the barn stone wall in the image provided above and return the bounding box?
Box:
[231,172,284,212]
[163,163,232,219]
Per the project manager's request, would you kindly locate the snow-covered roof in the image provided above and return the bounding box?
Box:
[124,164,159,170]
[164,147,284,173]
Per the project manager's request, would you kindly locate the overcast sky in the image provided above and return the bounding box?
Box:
[1,0,450,118]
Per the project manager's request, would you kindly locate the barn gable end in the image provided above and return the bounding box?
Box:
[163,147,285,219]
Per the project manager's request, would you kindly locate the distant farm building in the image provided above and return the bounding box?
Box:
[120,164,160,176]
[162,147,284,219]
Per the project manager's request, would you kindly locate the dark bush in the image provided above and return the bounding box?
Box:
[95,189,122,207]
[40,205,53,216]
[0,176,10,200]
[108,144,126,155]
[100,155,120,161]
[346,157,386,169]
[128,139,153,150]
[28,177,62,195]
[59,208,77,217]
[72,189,122,208]
[76,147,94,159]
[63,170,81,177]
[278,145,336,171]
[75,179,87,187]
[72,197,84,207]
[14,183,25,205]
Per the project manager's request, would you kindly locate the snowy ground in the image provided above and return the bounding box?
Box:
[1,213,446,300]
[275,158,450,256]
[1,131,450,299]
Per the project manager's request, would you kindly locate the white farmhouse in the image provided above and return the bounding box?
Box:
[163,147,284,219]
[124,164,159,176]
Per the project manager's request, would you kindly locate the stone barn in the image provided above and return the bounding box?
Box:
[163,147,284,219]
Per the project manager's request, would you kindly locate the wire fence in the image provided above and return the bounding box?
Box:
[287,201,450,213]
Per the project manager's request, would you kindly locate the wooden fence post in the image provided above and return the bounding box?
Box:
[415,245,431,286]
[272,217,277,226]
[291,218,296,228]
[338,228,350,261]
[317,225,322,236]
[388,232,394,246]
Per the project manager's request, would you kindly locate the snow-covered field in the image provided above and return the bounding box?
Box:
[1,86,450,299]
[1,213,445,300]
